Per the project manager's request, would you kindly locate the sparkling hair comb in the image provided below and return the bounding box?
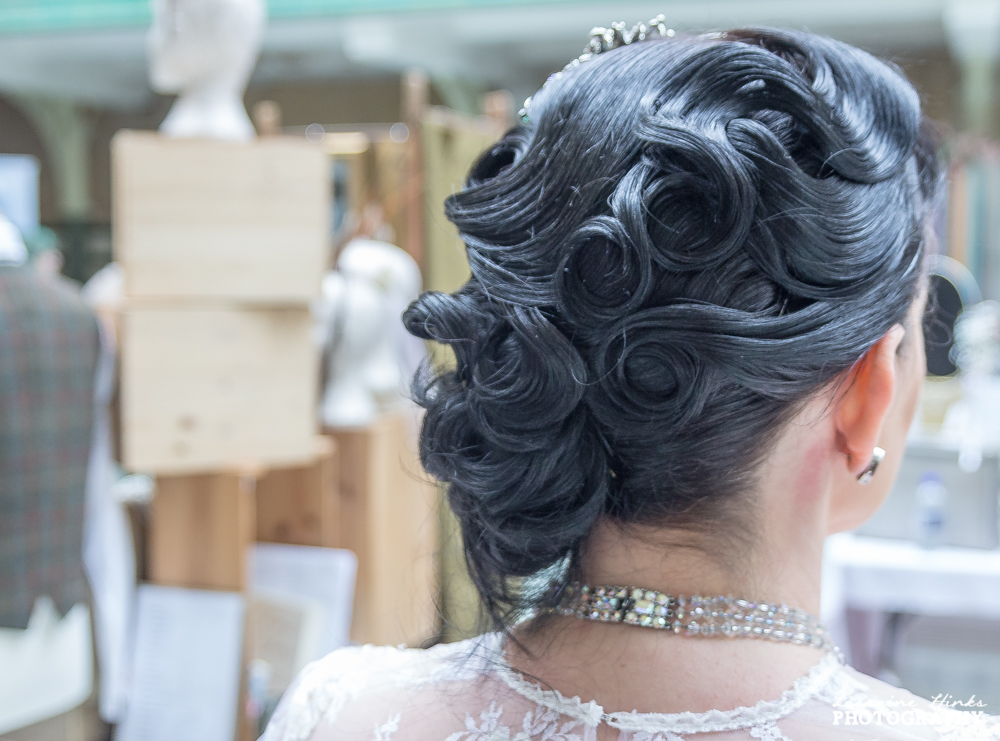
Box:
[519,15,676,123]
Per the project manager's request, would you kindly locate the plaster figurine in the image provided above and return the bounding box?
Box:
[148,0,266,141]
[318,239,424,428]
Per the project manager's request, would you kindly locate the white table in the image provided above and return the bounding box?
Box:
[822,533,1000,671]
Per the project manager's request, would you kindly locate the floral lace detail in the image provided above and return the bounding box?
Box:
[519,707,590,741]
[495,650,844,735]
[373,714,400,741]
[446,703,592,741]
[747,723,792,741]
[445,703,507,741]
[262,640,486,741]
[492,661,604,727]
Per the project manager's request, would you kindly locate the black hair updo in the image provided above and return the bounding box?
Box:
[403,28,941,627]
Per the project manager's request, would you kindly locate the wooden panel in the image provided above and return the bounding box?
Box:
[402,69,428,269]
[439,504,483,643]
[149,472,256,591]
[331,412,439,646]
[120,304,318,474]
[112,130,330,303]
[421,107,501,295]
[373,139,409,254]
[256,437,339,547]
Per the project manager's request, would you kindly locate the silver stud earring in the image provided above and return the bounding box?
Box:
[856,446,885,485]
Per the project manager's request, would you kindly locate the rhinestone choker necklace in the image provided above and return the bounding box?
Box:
[550,582,840,656]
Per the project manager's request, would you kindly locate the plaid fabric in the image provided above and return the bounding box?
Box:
[0,267,99,629]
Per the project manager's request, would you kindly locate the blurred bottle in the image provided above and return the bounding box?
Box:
[914,472,947,548]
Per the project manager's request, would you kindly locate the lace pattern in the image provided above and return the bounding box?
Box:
[263,634,1000,741]
[494,649,845,735]
[491,661,604,727]
[263,639,487,741]
[445,703,595,741]
[373,714,400,741]
[746,724,792,741]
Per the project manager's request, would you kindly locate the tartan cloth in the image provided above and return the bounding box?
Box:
[0,266,99,629]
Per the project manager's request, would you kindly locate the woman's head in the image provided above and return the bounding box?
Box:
[404,28,940,625]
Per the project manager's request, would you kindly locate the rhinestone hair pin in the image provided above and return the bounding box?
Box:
[519,15,676,123]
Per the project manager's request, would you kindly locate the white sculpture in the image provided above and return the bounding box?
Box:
[318,239,424,428]
[148,0,266,141]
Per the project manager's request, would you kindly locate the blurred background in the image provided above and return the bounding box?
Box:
[2,1,1000,740]
[0,0,985,285]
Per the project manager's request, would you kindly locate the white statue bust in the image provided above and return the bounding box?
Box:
[318,239,424,428]
[148,0,266,141]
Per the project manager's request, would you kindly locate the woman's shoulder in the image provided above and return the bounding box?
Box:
[261,640,1000,741]
[261,635,501,741]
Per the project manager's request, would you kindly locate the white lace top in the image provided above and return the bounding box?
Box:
[262,634,1000,741]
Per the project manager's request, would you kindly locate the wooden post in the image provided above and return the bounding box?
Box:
[420,106,502,295]
[148,471,257,592]
[480,89,515,131]
[255,437,339,548]
[330,412,439,646]
[402,68,428,274]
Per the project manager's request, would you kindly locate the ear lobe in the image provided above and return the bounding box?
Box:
[834,325,905,478]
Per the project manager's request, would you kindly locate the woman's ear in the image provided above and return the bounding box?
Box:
[833,324,906,477]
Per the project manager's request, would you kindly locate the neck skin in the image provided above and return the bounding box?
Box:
[579,403,834,615]
[507,395,839,723]
[505,297,924,728]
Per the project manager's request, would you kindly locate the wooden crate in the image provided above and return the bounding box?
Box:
[331,412,439,646]
[149,471,257,591]
[120,303,319,474]
[112,131,330,303]
[256,437,339,547]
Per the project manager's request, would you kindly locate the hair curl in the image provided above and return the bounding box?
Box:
[403,28,941,627]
